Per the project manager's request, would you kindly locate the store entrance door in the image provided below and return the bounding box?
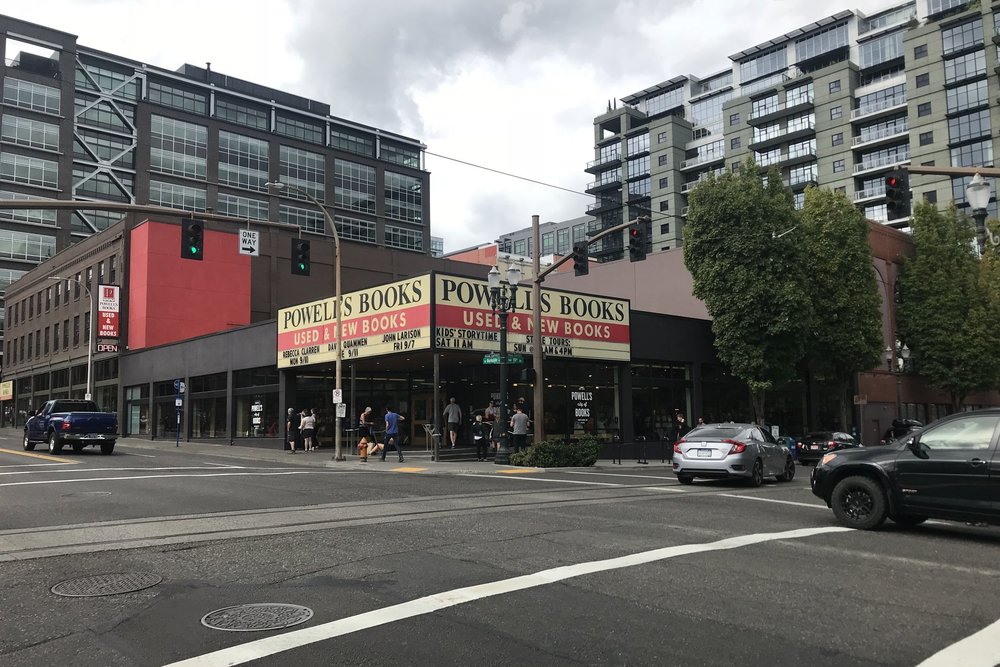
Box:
[411,393,435,451]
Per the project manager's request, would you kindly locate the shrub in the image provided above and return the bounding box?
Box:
[509,437,601,467]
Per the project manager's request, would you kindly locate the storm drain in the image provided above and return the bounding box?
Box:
[201,603,314,632]
[51,573,163,597]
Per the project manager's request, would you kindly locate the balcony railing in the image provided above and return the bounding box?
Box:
[853,152,909,175]
[749,97,814,121]
[851,95,907,120]
[587,153,621,169]
[853,122,908,147]
[854,186,886,202]
[750,120,816,146]
[680,152,725,170]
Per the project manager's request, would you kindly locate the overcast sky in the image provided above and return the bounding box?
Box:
[7,0,888,251]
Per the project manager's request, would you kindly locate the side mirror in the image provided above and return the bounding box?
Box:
[906,436,929,459]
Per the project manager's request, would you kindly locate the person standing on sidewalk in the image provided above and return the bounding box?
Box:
[510,404,530,453]
[286,407,300,453]
[472,414,490,461]
[443,397,462,448]
[382,405,405,462]
[300,409,317,451]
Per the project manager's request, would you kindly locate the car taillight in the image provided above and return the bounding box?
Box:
[673,439,685,453]
[723,438,746,454]
[61,420,71,430]
[796,443,804,449]
[827,440,836,448]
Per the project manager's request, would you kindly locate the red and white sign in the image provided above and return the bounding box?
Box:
[97,284,120,339]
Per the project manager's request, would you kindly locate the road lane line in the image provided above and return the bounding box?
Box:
[459,474,623,487]
[719,494,826,510]
[122,452,156,458]
[165,525,852,667]
[497,468,541,474]
[640,486,686,493]
[0,465,251,477]
[917,616,1000,667]
[0,448,78,464]
[563,471,680,481]
[0,470,353,488]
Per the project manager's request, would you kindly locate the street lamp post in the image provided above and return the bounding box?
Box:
[885,340,910,418]
[488,264,521,465]
[266,181,345,461]
[966,173,992,256]
[49,276,95,401]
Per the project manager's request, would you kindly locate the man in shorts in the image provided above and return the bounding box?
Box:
[443,397,462,448]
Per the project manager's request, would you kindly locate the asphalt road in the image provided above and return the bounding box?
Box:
[0,433,997,666]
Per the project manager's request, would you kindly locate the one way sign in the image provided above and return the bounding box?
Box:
[239,229,259,256]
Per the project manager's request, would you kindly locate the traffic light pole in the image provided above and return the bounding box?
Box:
[529,214,649,445]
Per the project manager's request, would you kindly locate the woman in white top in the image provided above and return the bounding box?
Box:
[300,409,317,451]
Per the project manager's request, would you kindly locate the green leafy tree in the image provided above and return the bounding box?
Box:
[684,163,812,422]
[799,187,883,428]
[897,203,1000,409]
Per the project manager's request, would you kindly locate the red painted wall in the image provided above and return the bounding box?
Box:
[128,220,251,349]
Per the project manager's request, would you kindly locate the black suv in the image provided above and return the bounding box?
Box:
[811,409,1000,530]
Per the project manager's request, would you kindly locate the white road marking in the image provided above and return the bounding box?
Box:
[640,486,686,493]
[458,474,623,487]
[719,494,826,510]
[122,452,156,458]
[917,616,1000,667]
[0,470,353,488]
[0,463,68,469]
[0,465,247,477]
[563,471,679,481]
[165,525,852,667]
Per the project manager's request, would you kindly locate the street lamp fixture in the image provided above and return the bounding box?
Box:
[965,173,991,256]
[488,263,522,465]
[265,180,345,461]
[886,340,911,418]
[49,276,94,401]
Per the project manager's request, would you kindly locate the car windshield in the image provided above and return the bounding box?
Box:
[686,425,749,440]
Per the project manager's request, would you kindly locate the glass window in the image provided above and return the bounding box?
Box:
[384,225,422,251]
[859,31,904,68]
[657,154,668,167]
[75,93,135,133]
[751,94,778,118]
[0,268,27,295]
[946,79,989,113]
[833,159,845,173]
[0,190,56,226]
[72,168,133,202]
[832,132,843,146]
[384,170,422,223]
[556,228,570,254]
[275,113,324,145]
[943,50,985,84]
[572,224,586,243]
[75,59,139,100]
[149,115,208,180]
[739,46,787,82]
[626,134,649,156]
[830,106,842,120]
[948,109,991,144]
[628,155,649,179]
[927,0,967,16]
[219,131,269,192]
[915,73,930,88]
[331,128,375,157]
[280,145,325,202]
[690,90,735,126]
[919,414,998,450]
[1,115,59,151]
[0,152,58,188]
[279,203,324,234]
[659,176,669,189]
[942,18,983,56]
[729,113,740,126]
[217,192,268,220]
[149,180,206,212]
[382,141,420,168]
[235,392,279,438]
[215,96,269,131]
[795,23,849,62]
[3,78,61,115]
[513,239,527,255]
[0,229,55,261]
[333,215,377,244]
[74,128,134,168]
[914,44,928,59]
[920,131,934,146]
[950,139,992,167]
[146,80,207,115]
[829,80,841,93]
[640,87,685,116]
[918,102,932,117]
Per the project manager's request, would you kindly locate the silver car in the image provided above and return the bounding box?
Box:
[673,423,795,486]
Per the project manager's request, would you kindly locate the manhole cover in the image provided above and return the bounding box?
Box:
[201,603,314,632]
[51,573,162,597]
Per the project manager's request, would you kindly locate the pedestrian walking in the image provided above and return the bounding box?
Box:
[300,409,317,451]
[382,405,405,462]
[285,407,300,453]
[472,414,490,461]
[676,413,691,439]
[443,397,462,448]
[510,404,530,453]
[359,406,374,442]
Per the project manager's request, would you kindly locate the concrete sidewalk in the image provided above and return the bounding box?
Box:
[2,427,675,475]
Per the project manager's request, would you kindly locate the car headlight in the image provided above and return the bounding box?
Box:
[820,453,837,466]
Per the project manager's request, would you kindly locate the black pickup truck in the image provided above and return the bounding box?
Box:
[23,399,119,455]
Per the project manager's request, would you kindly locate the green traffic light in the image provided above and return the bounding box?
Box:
[190,246,199,255]
[298,263,306,270]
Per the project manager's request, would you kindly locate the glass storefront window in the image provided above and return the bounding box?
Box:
[235,393,278,438]
[192,396,227,438]
[125,384,150,436]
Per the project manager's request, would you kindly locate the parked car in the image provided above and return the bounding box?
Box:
[797,431,859,465]
[23,399,119,455]
[879,418,923,446]
[776,435,799,460]
[672,423,796,486]
[811,409,1000,530]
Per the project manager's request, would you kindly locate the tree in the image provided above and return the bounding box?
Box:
[799,187,883,429]
[896,203,1000,410]
[684,163,812,423]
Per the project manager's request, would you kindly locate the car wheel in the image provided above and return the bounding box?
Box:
[676,474,694,485]
[23,433,35,452]
[100,441,116,455]
[747,459,763,487]
[777,456,796,482]
[831,476,887,530]
[72,443,85,453]
[48,432,63,455]
[891,514,927,526]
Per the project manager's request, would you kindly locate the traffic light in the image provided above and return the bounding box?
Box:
[291,238,311,276]
[885,169,911,219]
[628,225,646,262]
[181,219,204,260]
[572,240,589,277]
[519,367,536,383]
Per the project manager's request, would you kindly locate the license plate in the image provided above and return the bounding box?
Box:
[88,434,106,439]
[697,449,712,458]
[810,445,819,450]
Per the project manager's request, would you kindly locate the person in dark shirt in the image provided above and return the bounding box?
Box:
[286,407,300,453]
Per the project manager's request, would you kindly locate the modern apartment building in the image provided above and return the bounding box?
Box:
[0,15,430,361]
[495,215,595,259]
[585,0,999,261]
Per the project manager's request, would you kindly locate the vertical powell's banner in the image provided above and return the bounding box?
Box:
[97,284,120,338]
[434,273,630,361]
[277,275,432,368]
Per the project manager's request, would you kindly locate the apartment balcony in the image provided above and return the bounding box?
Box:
[853,152,909,176]
[681,206,689,217]
[585,177,622,194]
[748,120,816,151]
[851,95,907,122]
[852,122,908,149]
[679,152,725,171]
[747,97,815,126]
[584,153,622,174]
[854,186,886,203]
[586,198,621,215]
[757,149,817,170]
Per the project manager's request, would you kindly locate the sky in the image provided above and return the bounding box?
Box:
[6,0,889,252]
